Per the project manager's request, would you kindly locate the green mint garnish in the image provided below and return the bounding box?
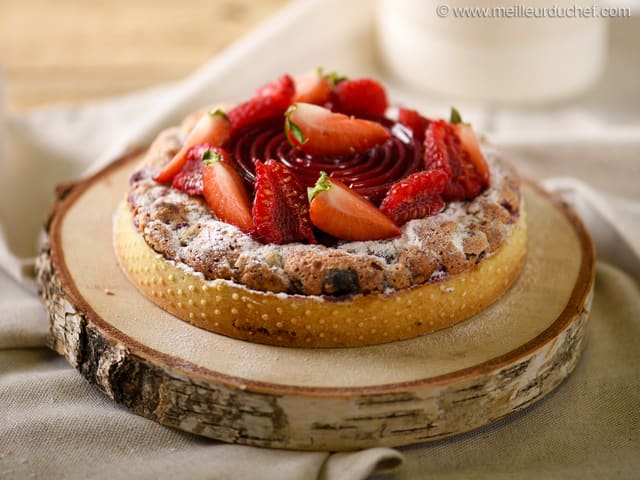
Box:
[307,171,332,202]
[284,104,307,147]
[202,149,222,165]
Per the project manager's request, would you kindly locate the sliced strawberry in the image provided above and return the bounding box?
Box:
[293,69,334,105]
[424,109,490,201]
[379,170,448,226]
[202,148,254,234]
[308,172,400,241]
[171,143,209,195]
[285,103,390,157]
[332,78,388,117]
[227,74,295,135]
[155,110,230,183]
[453,121,490,186]
[398,108,431,143]
[252,160,316,244]
[423,119,453,174]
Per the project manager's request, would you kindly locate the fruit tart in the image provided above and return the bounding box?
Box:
[114,70,526,348]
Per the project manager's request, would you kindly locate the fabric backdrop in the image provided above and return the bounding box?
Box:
[1,1,639,478]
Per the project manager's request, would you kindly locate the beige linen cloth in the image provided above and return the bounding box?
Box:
[1,1,639,478]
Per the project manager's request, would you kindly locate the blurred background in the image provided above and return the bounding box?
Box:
[0,0,289,111]
[2,0,639,111]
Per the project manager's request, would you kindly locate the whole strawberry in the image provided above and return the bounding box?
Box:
[332,78,388,117]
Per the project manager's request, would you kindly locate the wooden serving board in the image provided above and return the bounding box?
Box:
[36,152,595,451]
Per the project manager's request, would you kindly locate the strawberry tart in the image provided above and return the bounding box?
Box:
[114,70,526,347]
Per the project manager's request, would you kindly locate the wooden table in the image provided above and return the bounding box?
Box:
[0,0,289,112]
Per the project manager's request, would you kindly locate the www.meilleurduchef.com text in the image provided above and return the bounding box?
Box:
[435,3,632,18]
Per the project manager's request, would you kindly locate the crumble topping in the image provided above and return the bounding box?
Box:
[126,125,522,297]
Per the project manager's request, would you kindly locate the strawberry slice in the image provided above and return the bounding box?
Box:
[252,160,316,244]
[285,103,390,157]
[424,109,490,201]
[202,148,254,234]
[398,108,431,143]
[453,121,490,186]
[379,170,448,226]
[293,69,337,105]
[171,143,209,195]
[155,110,230,183]
[308,172,400,241]
[332,78,388,117]
[227,74,295,135]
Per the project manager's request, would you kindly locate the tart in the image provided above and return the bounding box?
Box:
[114,70,526,348]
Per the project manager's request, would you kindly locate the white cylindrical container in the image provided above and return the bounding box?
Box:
[376,0,608,104]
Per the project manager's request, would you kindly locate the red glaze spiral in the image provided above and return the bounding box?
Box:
[227,118,422,204]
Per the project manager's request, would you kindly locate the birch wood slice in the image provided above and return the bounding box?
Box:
[36,152,595,451]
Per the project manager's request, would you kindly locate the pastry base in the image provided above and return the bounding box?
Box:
[114,201,526,348]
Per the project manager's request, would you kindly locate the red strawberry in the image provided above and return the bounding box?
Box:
[332,78,388,117]
[454,122,490,186]
[285,103,390,157]
[424,120,451,173]
[293,69,334,105]
[227,74,295,135]
[202,148,254,234]
[155,110,230,183]
[424,109,490,201]
[398,108,431,143]
[171,143,209,195]
[308,172,400,241]
[380,170,448,226]
[252,160,316,244]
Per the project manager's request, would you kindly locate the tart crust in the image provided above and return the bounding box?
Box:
[114,199,526,348]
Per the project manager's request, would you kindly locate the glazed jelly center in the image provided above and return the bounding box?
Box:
[227,118,422,204]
